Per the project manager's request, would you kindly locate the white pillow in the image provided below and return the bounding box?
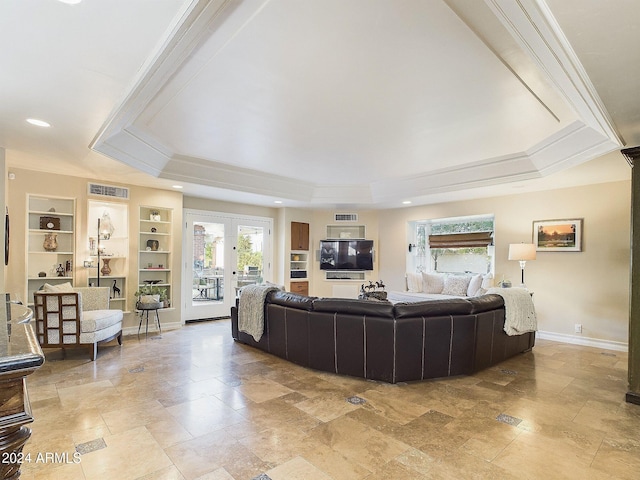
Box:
[406,273,423,293]
[422,272,445,294]
[42,282,74,292]
[467,274,483,296]
[481,273,494,290]
[442,275,472,296]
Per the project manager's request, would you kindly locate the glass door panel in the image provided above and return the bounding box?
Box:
[192,221,225,304]
[183,210,272,322]
[236,224,265,289]
[184,212,232,321]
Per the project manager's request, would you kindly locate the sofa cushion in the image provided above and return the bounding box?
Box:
[406,273,423,293]
[467,274,484,296]
[442,275,471,296]
[394,298,472,318]
[468,294,504,314]
[312,298,395,318]
[270,291,316,310]
[81,309,123,333]
[422,272,444,294]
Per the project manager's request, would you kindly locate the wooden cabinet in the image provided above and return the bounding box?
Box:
[291,222,309,250]
[290,281,309,296]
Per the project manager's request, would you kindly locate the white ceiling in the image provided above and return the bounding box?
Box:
[1,0,636,209]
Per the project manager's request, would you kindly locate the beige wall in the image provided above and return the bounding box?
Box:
[378,180,632,346]
[7,168,183,330]
[6,167,631,346]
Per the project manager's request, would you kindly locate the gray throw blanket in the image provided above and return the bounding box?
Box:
[238,284,279,341]
[487,287,537,336]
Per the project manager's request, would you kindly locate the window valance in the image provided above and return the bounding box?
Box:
[428,231,493,248]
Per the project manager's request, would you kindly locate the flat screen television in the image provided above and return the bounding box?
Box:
[319,240,374,271]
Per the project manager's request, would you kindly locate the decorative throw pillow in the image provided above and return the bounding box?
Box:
[422,272,445,294]
[42,282,74,292]
[467,274,483,296]
[406,273,423,293]
[481,273,494,290]
[442,275,472,296]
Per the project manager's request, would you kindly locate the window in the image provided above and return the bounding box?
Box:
[409,215,494,275]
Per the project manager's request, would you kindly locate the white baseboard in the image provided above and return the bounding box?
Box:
[536,330,628,352]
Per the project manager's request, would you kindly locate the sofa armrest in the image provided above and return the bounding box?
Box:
[74,287,110,311]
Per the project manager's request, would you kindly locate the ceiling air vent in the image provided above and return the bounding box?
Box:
[88,183,129,200]
[334,213,358,222]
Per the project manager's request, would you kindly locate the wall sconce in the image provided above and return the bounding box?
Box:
[408,243,417,253]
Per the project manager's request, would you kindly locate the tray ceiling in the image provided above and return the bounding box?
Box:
[2,0,635,208]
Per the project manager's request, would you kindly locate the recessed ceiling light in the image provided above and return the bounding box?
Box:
[402,200,412,205]
[172,185,183,189]
[274,200,283,204]
[58,0,82,5]
[26,118,51,127]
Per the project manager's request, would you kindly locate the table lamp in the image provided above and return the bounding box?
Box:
[508,243,536,287]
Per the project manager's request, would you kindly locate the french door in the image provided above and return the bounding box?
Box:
[183,210,272,321]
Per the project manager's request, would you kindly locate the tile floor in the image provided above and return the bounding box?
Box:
[21,319,640,479]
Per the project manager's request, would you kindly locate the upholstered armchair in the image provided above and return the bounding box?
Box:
[33,287,123,360]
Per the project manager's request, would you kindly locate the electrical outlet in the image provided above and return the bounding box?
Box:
[575,324,582,333]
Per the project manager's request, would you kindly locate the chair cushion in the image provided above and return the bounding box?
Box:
[42,282,74,292]
[81,309,123,333]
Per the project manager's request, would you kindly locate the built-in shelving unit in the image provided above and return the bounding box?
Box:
[290,252,308,279]
[87,200,129,310]
[289,222,310,295]
[138,206,173,307]
[26,195,76,306]
[326,224,365,240]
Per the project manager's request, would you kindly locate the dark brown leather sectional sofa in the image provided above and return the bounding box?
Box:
[231,291,535,383]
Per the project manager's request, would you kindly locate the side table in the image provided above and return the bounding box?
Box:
[136,301,163,337]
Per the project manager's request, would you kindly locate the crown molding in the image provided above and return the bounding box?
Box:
[486,0,623,146]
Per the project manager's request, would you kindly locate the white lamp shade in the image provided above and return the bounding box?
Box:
[508,243,536,261]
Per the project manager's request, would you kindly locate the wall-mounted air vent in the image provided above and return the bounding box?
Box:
[334,213,358,222]
[88,183,129,200]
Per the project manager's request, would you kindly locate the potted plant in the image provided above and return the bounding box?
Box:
[134,285,168,308]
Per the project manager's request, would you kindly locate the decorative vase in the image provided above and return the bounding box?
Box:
[101,258,112,276]
[43,233,58,251]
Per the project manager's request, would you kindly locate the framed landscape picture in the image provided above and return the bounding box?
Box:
[533,218,583,252]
